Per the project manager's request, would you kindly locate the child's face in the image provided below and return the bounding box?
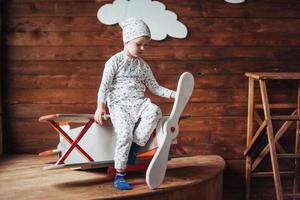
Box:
[124,36,150,58]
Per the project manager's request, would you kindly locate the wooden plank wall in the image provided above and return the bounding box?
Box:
[2,0,300,199]
[0,0,4,156]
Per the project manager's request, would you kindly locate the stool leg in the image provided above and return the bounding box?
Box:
[260,80,283,200]
[293,81,300,199]
[251,110,296,171]
[246,77,254,200]
[245,157,252,200]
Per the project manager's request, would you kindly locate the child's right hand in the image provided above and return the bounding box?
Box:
[94,103,107,126]
[171,91,176,99]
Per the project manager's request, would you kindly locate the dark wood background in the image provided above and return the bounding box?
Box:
[1,0,300,199]
[0,0,3,155]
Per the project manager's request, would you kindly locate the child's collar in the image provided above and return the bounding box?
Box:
[122,50,138,61]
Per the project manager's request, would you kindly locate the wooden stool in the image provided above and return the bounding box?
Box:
[244,72,300,200]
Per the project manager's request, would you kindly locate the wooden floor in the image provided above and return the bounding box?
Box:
[0,154,225,200]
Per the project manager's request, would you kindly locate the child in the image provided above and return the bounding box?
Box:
[94,17,176,190]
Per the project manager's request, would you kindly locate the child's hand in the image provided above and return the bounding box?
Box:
[94,103,107,126]
[171,91,176,99]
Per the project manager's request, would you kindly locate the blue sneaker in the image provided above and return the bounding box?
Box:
[114,173,132,190]
[128,143,139,165]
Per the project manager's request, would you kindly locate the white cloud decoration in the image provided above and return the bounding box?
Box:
[97,0,188,40]
[224,0,245,3]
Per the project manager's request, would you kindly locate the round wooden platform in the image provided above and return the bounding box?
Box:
[0,154,225,200]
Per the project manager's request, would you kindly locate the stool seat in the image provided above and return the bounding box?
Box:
[245,72,300,80]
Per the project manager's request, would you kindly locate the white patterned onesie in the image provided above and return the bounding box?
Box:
[98,51,174,170]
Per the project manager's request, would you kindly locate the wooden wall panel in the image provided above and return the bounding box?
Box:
[2,0,300,199]
[0,0,3,156]
[6,60,300,75]
[6,46,300,61]
[6,32,300,46]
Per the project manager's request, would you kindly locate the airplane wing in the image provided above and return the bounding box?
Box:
[43,152,197,171]
[43,159,114,170]
[39,113,190,123]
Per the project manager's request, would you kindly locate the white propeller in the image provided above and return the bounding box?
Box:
[146,72,194,189]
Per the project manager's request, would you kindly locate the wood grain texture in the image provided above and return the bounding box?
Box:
[2,0,300,199]
[6,46,300,61]
[0,0,2,155]
[0,154,225,200]
[6,32,300,46]
[6,0,300,18]
[6,17,300,33]
[6,60,300,75]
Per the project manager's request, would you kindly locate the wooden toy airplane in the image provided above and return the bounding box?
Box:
[38,72,194,189]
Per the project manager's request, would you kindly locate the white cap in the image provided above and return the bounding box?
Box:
[120,17,151,43]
